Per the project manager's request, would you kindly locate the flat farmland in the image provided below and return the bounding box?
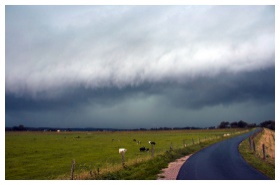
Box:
[5,129,245,179]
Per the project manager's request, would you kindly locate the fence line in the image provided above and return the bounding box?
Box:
[69,131,247,179]
[70,159,75,180]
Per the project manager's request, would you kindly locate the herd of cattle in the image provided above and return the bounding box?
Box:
[119,132,239,155]
[118,139,156,154]
[132,139,156,152]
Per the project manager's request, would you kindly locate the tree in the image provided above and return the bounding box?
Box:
[260,120,275,130]
[18,125,25,130]
[218,121,230,128]
[247,123,257,128]
[12,124,26,131]
[230,122,238,128]
[237,120,248,128]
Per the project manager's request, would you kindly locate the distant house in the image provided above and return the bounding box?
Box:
[57,130,61,133]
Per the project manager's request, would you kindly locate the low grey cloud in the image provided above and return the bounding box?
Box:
[5,5,275,128]
[6,6,274,96]
[6,67,275,128]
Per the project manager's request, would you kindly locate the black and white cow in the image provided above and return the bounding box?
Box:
[139,147,149,152]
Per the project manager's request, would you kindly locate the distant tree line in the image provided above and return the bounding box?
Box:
[5,125,72,132]
[6,125,210,132]
[11,124,27,131]
[6,120,274,132]
[217,120,275,130]
[149,126,203,131]
[259,120,275,130]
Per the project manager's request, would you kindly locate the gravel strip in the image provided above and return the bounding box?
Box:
[157,155,192,180]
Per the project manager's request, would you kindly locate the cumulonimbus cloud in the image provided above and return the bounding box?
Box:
[5,6,275,98]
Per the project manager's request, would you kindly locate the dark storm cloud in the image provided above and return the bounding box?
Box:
[6,67,275,112]
[5,5,275,128]
[165,67,275,109]
[6,6,274,97]
[6,67,275,128]
[5,84,151,111]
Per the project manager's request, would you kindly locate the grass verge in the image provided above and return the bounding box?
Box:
[239,131,275,179]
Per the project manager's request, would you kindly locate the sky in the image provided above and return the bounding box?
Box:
[5,5,275,129]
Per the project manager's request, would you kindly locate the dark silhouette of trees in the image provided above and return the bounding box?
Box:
[219,120,248,129]
[12,124,26,131]
[218,121,230,128]
[218,120,274,130]
[247,123,257,128]
[237,120,248,128]
[260,120,275,130]
[230,122,238,128]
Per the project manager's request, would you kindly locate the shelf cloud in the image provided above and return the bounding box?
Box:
[5,5,275,128]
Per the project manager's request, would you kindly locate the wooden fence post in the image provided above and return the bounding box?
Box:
[262,144,266,160]
[253,140,256,152]
[70,159,75,180]
[249,137,252,150]
[121,152,125,168]
[151,144,155,158]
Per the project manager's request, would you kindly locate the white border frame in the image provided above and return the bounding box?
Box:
[1,1,278,184]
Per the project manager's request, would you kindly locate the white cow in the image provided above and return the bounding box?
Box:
[119,148,127,154]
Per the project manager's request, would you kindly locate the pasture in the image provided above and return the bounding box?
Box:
[6,129,246,179]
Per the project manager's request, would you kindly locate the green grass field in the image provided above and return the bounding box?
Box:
[6,129,246,180]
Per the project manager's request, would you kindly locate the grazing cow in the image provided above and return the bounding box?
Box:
[149,141,156,145]
[119,148,127,154]
[139,147,150,152]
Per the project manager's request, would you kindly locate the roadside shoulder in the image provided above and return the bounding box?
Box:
[157,155,192,180]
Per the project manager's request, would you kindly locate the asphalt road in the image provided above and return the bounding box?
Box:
[177,129,270,180]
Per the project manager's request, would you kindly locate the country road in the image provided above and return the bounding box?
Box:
[177,129,271,180]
